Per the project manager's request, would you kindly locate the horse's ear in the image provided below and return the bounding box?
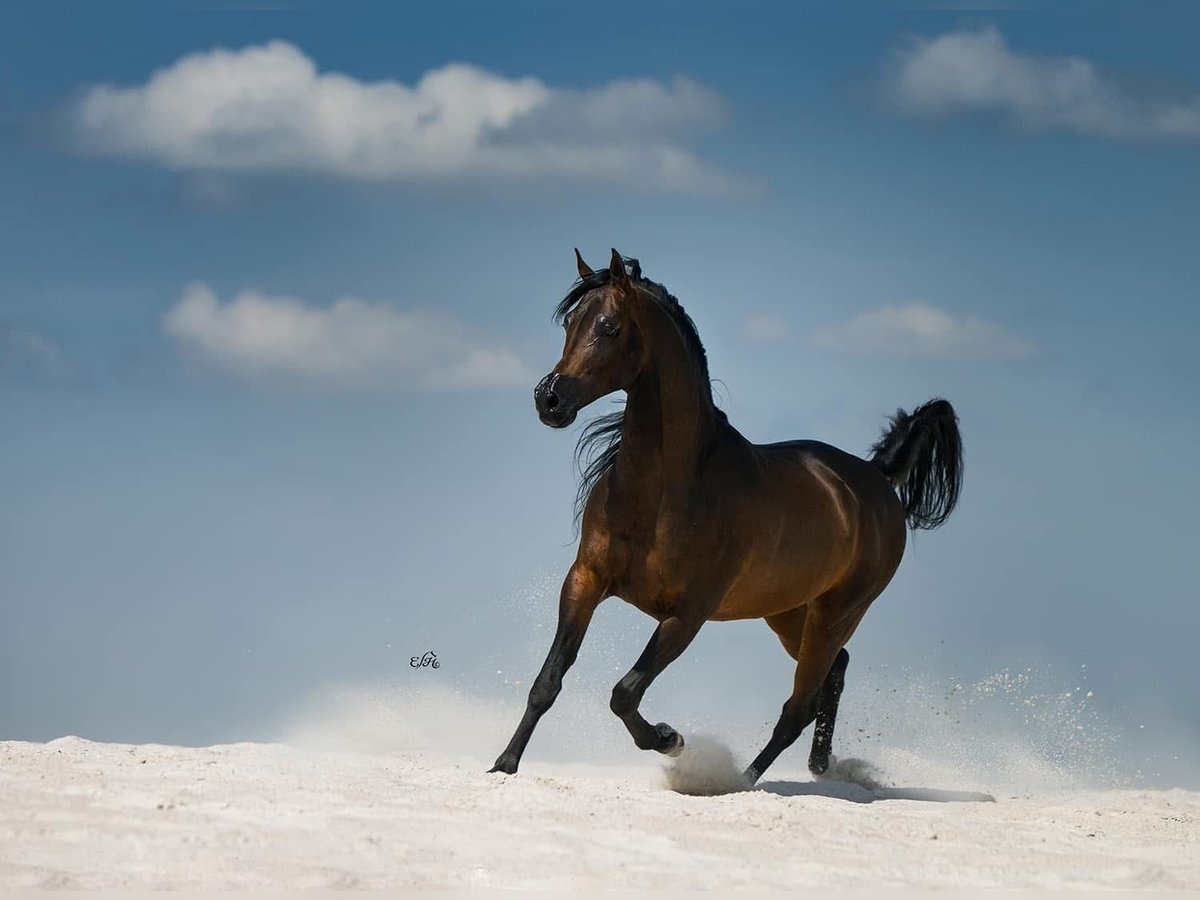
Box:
[574,248,593,279]
[609,248,629,289]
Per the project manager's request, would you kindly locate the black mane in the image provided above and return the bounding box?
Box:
[554,255,725,525]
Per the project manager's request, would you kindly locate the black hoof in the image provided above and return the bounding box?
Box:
[489,755,519,774]
[654,722,685,757]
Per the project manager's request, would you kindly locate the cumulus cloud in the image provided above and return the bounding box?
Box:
[812,302,1032,361]
[72,41,740,192]
[163,283,528,389]
[739,312,791,343]
[885,25,1200,141]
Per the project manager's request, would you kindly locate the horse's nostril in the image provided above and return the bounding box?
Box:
[545,393,559,410]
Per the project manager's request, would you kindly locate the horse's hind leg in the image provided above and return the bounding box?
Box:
[746,602,863,785]
[808,646,849,775]
[754,626,848,775]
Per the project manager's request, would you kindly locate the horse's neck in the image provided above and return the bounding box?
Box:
[615,303,719,508]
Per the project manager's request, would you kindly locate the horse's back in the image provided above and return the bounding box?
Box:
[754,439,889,496]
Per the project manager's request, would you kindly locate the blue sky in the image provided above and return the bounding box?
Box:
[2,2,1199,785]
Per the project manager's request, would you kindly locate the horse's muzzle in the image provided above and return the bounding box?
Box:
[534,373,579,428]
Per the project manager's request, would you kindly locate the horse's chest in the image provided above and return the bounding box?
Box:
[601,484,717,619]
[609,531,694,620]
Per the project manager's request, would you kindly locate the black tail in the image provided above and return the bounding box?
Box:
[869,398,963,530]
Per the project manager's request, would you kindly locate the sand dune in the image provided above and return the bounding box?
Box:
[2,731,1197,889]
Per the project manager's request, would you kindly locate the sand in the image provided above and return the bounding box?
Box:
[2,731,1197,889]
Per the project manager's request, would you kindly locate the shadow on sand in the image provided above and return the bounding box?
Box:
[754,759,994,804]
[758,779,995,804]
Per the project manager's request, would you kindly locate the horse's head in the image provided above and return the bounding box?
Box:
[535,248,645,428]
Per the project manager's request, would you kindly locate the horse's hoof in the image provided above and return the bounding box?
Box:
[489,755,519,775]
[654,722,685,757]
[808,752,831,776]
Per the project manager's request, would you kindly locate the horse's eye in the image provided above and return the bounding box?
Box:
[598,316,620,337]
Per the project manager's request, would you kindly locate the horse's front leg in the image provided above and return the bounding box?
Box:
[489,563,603,775]
[609,613,706,755]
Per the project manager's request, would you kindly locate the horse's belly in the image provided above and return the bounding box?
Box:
[616,592,678,621]
[607,488,856,622]
[708,572,823,621]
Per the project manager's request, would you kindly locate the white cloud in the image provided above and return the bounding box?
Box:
[739,312,790,343]
[886,25,1200,141]
[163,283,528,389]
[812,302,1032,361]
[73,41,740,192]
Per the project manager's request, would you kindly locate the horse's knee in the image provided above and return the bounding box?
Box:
[528,674,560,713]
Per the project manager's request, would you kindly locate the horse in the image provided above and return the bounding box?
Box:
[490,248,962,785]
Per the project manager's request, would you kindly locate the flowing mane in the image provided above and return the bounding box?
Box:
[552,254,725,524]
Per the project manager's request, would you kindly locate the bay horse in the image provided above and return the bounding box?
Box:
[490,249,962,786]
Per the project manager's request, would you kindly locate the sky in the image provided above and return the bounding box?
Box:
[2,2,1199,786]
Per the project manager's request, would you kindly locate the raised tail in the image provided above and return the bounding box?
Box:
[869,398,963,530]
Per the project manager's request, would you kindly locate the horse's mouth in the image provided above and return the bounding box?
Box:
[538,406,578,429]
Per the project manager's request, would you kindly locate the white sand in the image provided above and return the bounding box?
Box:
[2,732,1197,889]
